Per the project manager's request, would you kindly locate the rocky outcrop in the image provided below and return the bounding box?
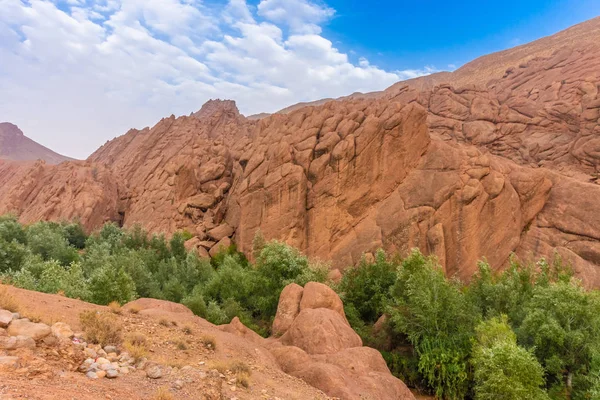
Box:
[269,283,415,400]
[1,18,600,285]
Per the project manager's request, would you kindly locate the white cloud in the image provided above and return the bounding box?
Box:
[0,0,435,159]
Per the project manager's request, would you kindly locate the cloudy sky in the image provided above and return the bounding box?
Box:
[1,0,599,158]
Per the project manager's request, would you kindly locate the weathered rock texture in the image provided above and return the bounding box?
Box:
[0,123,74,164]
[268,282,415,400]
[2,19,600,285]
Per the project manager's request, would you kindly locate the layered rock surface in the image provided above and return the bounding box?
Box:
[1,19,600,284]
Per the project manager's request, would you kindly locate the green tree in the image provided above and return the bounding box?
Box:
[338,249,397,324]
[388,249,477,399]
[520,281,600,399]
[472,316,549,400]
[89,265,136,305]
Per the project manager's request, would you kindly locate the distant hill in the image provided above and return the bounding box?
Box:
[0,122,74,164]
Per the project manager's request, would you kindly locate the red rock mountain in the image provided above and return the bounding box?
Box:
[0,123,74,164]
[1,17,600,286]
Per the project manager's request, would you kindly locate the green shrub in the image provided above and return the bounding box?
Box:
[473,316,549,400]
[338,249,397,324]
[388,249,477,399]
[519,281,600,398]
[89,265,136,305]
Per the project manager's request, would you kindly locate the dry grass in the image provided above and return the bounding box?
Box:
[128,305,141,314]
[108,301,123,315]
[124,332,148,362]
[176,341,187,350]
[126,332,148,346]
[56,290,66,297]
[159,318,170,327]
[0,286,20,313]
[209,360,228,374]
[152,387,174,400]
[80,310,123,346]
[182,324,193,335]
[236,371,251,388]
[229,360,251,374]
[200,335,216,350]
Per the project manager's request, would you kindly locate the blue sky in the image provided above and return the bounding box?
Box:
[321,0,600,71]
[0,0,599,158]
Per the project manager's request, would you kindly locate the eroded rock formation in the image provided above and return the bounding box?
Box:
[267,282,415,400]
[1,19,600,284]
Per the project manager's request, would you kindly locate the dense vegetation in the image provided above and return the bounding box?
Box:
[1,215,599,399]
[338,249,600,400]
[0,216,326,335]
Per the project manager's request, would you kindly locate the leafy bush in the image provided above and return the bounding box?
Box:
[338,249,397,324]
[388,249,477,399]
[519,281,600,398]
[472,316,549,400]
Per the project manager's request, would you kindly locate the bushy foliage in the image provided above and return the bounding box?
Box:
[519,281,600,398]
[388,250,477,400]
[338,249,397,324]
[472,316,549,400]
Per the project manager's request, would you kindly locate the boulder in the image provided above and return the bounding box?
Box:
[327,269,342,283]
[280,308,361,355]
[0,335,36,350]
[299,282,348,325]
[7,319,51,341]
[0,309,12,328]
[207,223,234,241]
[51,322,74,339]
[187,193,216,209]
[272,283,304,337]
[209,236,232,257]
[270,345,311,374]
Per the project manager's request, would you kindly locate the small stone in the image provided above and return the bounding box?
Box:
[173,380,184,389]
[119,367,130,374]
[12,313,20,320]
[97,349,108,357]
[0,328,6,337]
[41,335,58,346]
[88,363,100,372]
[230,386,237,392]
[51,322,74,339]
[106,369,119,379]
[96,357,110,365]
[86,371,98,379]
[199,371,207,379]
[100,363,112,371]
[84,347,97,358]
[0,356,19,368]
[146,365,162,379]
[198,361,205,366]
[104,345,118,354]
[107,352,118,362]
[96,370,107,379]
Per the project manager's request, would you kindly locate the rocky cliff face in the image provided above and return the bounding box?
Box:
[1,18,600,286]
[0,123,74,164]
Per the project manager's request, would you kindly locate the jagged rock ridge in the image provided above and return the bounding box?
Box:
[0,17,600,286]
